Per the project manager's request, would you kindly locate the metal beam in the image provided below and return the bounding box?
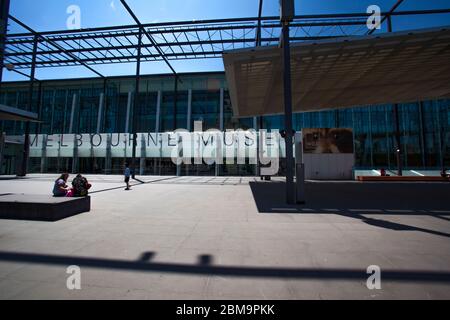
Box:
[120,0,179,78]
[6,9,450,38]
[255,0,263,46]
[5,36,341,61]
[4,21,367,46]
[1,65,39,81]
[368,0,405,35]
[0,0,10,86]
[8,15,105,78]
[1,8,449,71]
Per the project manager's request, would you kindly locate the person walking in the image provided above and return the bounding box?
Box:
[124,162,131,190]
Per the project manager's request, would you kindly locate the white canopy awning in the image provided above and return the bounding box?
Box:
[223,26,450,117]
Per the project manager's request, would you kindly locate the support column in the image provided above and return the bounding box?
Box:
[387,15,402,176]
[368,106,374,168]
[35,81,42,135]
[18,34,37,177]
[72,135,78,174]
[384,106,391,169]
[418,101,427,167]
[0,132,5,174]
[173,76,180,176]
[282,21,296,204]
[155,91,161,134]
[49,90,56,134]
[173,76,178,130]
[0,0,10,89]
[257,116,264,177]
[124,92,132,134]
[436,105,444,171]
[68,93,77,134]
[97,93,104,134]
[105,134,112,174]
[186,89,192,176]
[93,91,104,174]
[154,91,161,175]
[140,133,146,175]
[215,88,224,177]
[187,89,192,131]
[131,27,142,179]
[393,103,403,176]
[40,134,47,173]
[219,88,224,131]
[56,133,61,173]
[295,131,305,204]
[101,78,107,134]
[253,116,258,177]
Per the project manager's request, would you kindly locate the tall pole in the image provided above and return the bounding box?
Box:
[256,0,263,177]
[387,15,403,176]
[280,0,296,204]
[393,103,403,176]
[131,27,142,179]
[0,0,10,89]
[18,34,37,177]
[0,0,10,174]
[282,22,295,204]
[173,75,178,130]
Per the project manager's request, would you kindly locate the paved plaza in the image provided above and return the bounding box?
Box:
[0,174,449,299]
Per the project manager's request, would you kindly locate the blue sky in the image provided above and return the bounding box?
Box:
[3,0,450,81]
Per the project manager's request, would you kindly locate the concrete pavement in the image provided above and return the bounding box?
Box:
[0,174,449,299]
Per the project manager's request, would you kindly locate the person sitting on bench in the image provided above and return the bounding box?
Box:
[71,174,92,197]
[53,173,70,197]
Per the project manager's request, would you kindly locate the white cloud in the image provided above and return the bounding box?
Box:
[110,1,116,11]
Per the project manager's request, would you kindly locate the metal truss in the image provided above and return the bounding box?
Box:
[3,9,450,70]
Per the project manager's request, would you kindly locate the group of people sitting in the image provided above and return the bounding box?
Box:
[52,173,92,197]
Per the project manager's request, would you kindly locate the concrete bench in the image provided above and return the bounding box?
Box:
[357,176,450,182]
[0,194,91,221]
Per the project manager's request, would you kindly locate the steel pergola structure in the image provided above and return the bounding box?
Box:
[1,0,450,195]
[3,9,450,71]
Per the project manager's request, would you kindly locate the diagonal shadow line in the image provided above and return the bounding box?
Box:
[262,207,450,216]
[1,251,450,283]
[248,182,450,238]
[338,211,450,239]
[434,215,450,222]
[89,176,179,194]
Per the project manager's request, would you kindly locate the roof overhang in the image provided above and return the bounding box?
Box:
[223,26,450,117]
[0,104,39,122]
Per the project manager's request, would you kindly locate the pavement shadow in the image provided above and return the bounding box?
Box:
[1,251,450,283]
[249,181,450,238]
[89,176,178,194]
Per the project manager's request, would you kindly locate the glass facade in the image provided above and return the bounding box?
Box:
[1,72,449,175]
